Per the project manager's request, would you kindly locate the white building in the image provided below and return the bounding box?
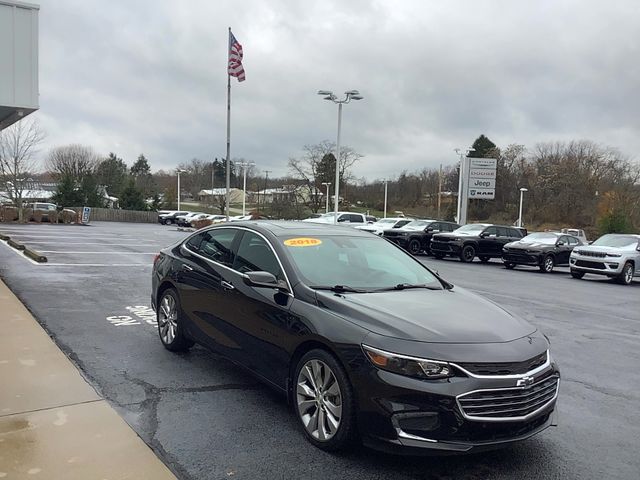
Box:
[0,1,39,130]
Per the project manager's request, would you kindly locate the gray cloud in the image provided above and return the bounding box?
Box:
[33,0,640,179]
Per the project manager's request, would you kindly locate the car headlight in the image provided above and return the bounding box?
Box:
[362,345,454,379]
[526,249,541,254]
[452,237,461,242]
[606,253,622,258]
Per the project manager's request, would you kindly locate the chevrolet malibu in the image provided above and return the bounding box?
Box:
[151,221,559,453]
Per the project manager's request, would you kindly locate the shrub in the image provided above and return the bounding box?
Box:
[32,210,43,223]
[62,209,76,224]
[597,210,635,235]
[48,210,59,224]
[192,219,213,230]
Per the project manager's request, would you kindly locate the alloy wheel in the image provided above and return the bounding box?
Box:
[623,263,633,285]
[296,360,343,441]
[544,256,554,272]
[158,294,178,344]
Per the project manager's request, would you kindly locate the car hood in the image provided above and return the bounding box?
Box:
[505,241,553,250]
[434,232,478,239]
[572,245,631,253]
[315,287,536,343]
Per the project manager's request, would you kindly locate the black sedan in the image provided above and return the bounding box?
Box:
[503,232,583,272]
[151,221,559,453]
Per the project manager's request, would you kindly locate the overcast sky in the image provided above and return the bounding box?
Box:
[33,0,640,180]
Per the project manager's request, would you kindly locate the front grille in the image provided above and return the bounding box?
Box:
[576,250,606,258]
[458,352,547,376]
[503,252,537,263]
[431,241,452,251]
[383,231,402,238]
[433,236,453,243]
[457,375,559,421]
[576,259,606,269]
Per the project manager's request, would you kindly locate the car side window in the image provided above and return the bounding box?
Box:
[198,229,237,266]
[337,214,349,223]
[233,232,283,280]
[558,236,570,245]
[496,227,509,237]
[511,228,523,238]
[484,226,498,237]
[349,214,364,223]
[429,223,440,232]
[185,232,206,252]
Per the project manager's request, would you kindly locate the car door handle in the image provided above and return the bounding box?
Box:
[181,264,194,272]
[221,280,235,291]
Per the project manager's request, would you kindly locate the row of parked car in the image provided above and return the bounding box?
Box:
[158,210,271,228]
[303,213,640,286]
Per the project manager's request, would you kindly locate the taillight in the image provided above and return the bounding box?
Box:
[153,253,161,265]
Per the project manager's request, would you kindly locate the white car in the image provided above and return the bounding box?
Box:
[302,212,367,225]
[176,212,206,227]
[354,217,413,236]
[570,233,640,285]
[206,214,228,223]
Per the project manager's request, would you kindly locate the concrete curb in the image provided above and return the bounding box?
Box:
[24,247,48,263]
[0,232,10,241]
[7,238,25,250]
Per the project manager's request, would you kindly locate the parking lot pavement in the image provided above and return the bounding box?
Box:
[0,223,639,480]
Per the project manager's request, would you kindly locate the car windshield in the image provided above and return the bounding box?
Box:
[404,220,429,228]
[282,235,441,291]
[453,224,487,233]
[375,219,398,225]
[592,235,639,248]
[520,233,558,244]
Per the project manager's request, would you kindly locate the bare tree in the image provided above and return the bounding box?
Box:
[0,119,45,222]
[46,144,100,182]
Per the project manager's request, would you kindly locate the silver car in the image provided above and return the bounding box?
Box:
[569,233,640,285]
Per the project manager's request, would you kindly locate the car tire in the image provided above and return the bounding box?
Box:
[540,254,554,273]
[460,245,476,263]
[293,349,357,452]
[408,239,421,255]
[616,262,634,285]
[504,262,515,269]
[157,288,194,352]
[433,253,445,260]
[479,256,490,263]
[570,269,585,279]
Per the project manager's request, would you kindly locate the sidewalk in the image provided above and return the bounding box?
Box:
[0,279,177,480]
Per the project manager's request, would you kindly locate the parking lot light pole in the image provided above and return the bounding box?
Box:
[317,90,363,224]
[517,187,528,228]
[238,161,255,216]
[176,169,187,211]
[383,179,388,218]
[321,182,331,213]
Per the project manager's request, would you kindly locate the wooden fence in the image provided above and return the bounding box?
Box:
[71,207,159,223]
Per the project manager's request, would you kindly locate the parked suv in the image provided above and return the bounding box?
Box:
[570,233,640,285]
[26,202,58,222]
[355,217,413,236]
[302,212,367,225]
[503,232,583,272]
[159,211,190,225]
[431,224,524,263]
[384,220,460,255]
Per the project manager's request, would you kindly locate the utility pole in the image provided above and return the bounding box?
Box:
[211,158,216,208]
[383,179,388,218]
[437,163,442,219]
[262,170,271,213]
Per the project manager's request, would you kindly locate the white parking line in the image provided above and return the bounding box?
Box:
[0,240,41,265]
[0,234,142,239]
[44,263,151,267]
[19,242,158,246]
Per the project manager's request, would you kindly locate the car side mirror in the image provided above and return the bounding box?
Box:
[337,217,347,223]
[556,241,565,246]
[244,271,287,290]
[426,227,434,232]
[479,232,488,238]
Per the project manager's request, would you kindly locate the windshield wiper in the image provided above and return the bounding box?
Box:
[374,283,442,292]
[310,285,368,293]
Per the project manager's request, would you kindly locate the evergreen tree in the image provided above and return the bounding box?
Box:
[52,176,83,207]
[119,177,147,210]
[96,153,128,197]
[469,135,497,158]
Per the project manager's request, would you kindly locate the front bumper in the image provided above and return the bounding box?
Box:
[430,242,462,255]
[502,251,543,266]
[351,346,560,453]
[570,255,623,276]
[385,236,410,248]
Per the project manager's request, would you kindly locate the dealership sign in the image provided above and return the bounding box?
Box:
[468,158,497,199]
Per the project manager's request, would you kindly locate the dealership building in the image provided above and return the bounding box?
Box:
[0,0,39,131]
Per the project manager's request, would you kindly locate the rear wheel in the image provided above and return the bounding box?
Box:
[157,288,194,352]
[616,262,634,285]
[460,245,476,263]
[294,349,356,451]
[408,239,421,255]
[479,256,490,263]
[540,254,555,273]
[570,269,585,279]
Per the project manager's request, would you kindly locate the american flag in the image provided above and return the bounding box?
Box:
[228,30,245,82]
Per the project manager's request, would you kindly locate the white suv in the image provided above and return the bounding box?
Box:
[570,233,640,285]
[302,212,367,225]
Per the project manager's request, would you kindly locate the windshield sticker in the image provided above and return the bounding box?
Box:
[284,238,322,247]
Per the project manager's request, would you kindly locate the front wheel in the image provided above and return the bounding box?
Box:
[504,262,516,269]
[294,349,356,451]
[570,269,585,279]
[616,262,634,285]
[408,239,421,255]
[157,288,194,352]
[460,245,476,263]
[540,254,555,273]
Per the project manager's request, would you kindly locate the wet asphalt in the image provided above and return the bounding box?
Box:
[0,221,638,480]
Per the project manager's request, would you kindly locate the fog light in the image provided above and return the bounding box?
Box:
[570,259,576,264]
[608,263,619,269]
[394,412,440,433]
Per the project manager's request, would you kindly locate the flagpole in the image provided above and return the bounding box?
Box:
[225,27,232,221]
